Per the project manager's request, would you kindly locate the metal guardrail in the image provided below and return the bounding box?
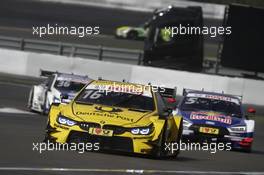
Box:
[1,36,263,79]
[0,35,143,65]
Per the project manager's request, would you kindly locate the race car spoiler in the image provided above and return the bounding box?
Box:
[159,87,177,98]
[40,69,58,77]
[183,88,243,101]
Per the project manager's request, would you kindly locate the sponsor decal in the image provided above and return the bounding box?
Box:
[190,112,232,124]
[89,127,113,137]
[75,111,134,122]
[94,106,122,112]
[187,93,240,104]
[205,94,232,102]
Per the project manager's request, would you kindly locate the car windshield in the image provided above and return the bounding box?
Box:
[54,80,86,91]
[180,97,242,117]
[75,89,154,111]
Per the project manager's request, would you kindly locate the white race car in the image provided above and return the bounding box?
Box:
[28,70,91,114]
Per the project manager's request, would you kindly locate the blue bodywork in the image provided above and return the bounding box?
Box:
[177,90,254,151]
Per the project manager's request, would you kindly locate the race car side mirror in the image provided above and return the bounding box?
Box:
[166,98,177,110]
[167,97,176,103]
[247,107,256,114]
[60,94,69,100]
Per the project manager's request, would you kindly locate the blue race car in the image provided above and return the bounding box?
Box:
[175,89,255,152]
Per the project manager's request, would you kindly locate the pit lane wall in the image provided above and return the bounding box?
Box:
[37,0,225,19]
[0,48,263,105]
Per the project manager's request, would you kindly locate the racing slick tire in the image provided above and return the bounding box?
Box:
[241,147,252,153]
[172,121,183,158]
[27,88,34,111]
[154,120,183,159]
[42,93,49,115]
[127,31,138,40]
[43,120,55,143]
[115,33,121,39]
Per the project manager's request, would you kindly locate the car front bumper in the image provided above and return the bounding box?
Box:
[182,127,254,150]
[47,123,161,155]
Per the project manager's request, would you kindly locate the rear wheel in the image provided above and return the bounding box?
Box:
[43,120,54,143]
[43,133,52,143]
[127,31,138,40]
[241,147,252,153]
[42,94,49,115]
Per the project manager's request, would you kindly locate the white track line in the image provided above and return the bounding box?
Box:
[0,81,31,88]
[0,167,263,175]
[0,108,35,115]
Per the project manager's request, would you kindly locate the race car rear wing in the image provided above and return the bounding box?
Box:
[183,88,196,96]
[40,69,58,77]
[182,88,243,101]
[159,87,177,99]
[224,93,243,102]
[159,87,177,109]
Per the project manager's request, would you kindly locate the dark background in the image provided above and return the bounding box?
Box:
[221,4,264,73]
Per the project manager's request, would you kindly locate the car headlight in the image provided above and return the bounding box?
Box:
[131,126,152,135]
[229,126,246,133]
[57,115,77,126]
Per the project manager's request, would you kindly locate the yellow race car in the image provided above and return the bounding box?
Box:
[44,80,183,158]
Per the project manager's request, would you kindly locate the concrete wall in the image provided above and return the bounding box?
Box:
[1,48,263,105]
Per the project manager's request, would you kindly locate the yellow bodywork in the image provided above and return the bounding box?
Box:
[46,80,182,155]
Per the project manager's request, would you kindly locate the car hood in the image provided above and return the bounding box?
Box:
[180,110,244,127]
[71,102,152,126]
[117,26,131,31]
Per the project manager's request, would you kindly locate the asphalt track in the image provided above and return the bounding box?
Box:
[0,76,264,175]
[0,1,264,174]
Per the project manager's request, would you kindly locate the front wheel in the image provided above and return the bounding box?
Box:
[43,120,55,143]
[27,88,34,110]
[171,120,183,158]
[240,146,252,153]
[154,121,170,159]
[154,120,183,159]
